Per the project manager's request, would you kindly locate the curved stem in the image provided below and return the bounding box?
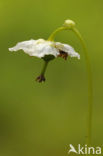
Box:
[48,24,93,148]
[48,27,67,41]
[72,27,93,147]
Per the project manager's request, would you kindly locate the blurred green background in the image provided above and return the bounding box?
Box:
[0,0,103,155]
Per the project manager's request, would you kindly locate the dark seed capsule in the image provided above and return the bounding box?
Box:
[36,75,45,82]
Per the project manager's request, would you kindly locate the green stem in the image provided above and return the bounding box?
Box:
[48,26,67,41]
[72,27,93,147]
[41,61,49,76]
[48,24,93,149]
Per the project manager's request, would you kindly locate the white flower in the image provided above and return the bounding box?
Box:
[9,39,80,60]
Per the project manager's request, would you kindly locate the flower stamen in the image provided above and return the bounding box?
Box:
[58,50,68,60]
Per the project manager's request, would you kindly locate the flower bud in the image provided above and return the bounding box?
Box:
[63,19,75,29]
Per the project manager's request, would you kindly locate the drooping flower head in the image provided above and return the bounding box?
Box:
[8,19,93,153]
[9,19,80,82]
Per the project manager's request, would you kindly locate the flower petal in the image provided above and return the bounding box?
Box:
[33,41,59,58]
[55,42,80,59]
[9,39,59,58]
[9,39,37,55]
